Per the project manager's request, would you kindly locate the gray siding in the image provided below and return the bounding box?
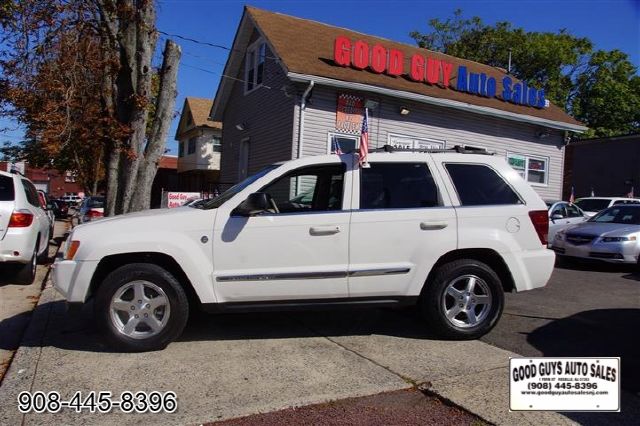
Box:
[219,43,296,185]
[299,86,565,200]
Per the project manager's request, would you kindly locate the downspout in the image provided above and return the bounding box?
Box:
[297,80,315,158]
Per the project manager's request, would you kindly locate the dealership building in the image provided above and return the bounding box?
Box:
[211,7,587,199]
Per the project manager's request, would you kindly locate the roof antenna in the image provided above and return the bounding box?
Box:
[507,48,512,74]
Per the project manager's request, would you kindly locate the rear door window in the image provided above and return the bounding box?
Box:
[21,179,41,207]
[360,163,440,209]
[445,163,522,206]
[0,175,14,201]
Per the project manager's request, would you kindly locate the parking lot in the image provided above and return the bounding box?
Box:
[0,239,638,425]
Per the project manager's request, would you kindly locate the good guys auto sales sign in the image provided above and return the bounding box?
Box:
[333,36,548,109]
[509,357,620,411]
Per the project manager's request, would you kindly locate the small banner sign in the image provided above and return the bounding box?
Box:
[336,93,364,134]
[510,357,620,412]
[162,191,201,208]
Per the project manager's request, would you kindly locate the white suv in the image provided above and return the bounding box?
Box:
[52,148,554,351]
[0,171,51,283]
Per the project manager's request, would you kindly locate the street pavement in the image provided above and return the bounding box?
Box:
[0,220,67,381]
[0,248,638,425]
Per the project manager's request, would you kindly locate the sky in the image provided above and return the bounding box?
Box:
[2,0,639,155]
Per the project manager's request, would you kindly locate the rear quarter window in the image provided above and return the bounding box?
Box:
[445,163,522,206]
[0,175,15,201]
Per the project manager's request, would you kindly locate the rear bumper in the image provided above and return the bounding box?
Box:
[51,257,99,302]
[503,248,555,292]
[0,229,36,263]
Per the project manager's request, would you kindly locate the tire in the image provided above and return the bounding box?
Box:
[94,263,189,352]
[420,259,504,340]
[16,244,38,285]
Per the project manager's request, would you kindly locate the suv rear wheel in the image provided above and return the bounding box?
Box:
[95,263,189,352]
[16,243,38,284]
[420,259,504,340]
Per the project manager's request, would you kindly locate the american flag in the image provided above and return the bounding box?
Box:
[569,186,575,204]
[332,136,343,155]
[359,108,369,167]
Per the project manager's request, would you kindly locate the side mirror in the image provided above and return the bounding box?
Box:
[232,192,271,217]
[46,203,55,210]
[551,213,564,220]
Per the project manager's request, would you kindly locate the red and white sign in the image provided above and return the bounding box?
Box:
[336,93,364,134]
[164,192,201,208]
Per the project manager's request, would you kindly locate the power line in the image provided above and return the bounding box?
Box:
[181,62,272,89]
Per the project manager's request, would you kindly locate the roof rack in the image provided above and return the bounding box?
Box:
[371,144,493,155]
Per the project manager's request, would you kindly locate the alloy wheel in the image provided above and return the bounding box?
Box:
[109,280,170,339]
[442,274,492,328]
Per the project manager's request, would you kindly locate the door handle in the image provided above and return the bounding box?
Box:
[309,226,341,236]
[420,221,448,230]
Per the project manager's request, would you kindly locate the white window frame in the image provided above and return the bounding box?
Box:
[212,136,222,153]
[387,133,446,150]
[506,152,549,187]
[244,39,266,94]
[327,132,360,154]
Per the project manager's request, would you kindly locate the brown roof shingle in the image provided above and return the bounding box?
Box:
[186,97,220,129]
[246,6,584,130]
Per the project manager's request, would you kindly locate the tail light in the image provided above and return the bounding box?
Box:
[8,210,34,227]
[87,209,103,219]
[528,210,549,245]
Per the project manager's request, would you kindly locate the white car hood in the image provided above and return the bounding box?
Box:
[72,206,216,237]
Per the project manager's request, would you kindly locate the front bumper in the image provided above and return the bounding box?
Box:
[51,256,99,303]
[552,238,639,264]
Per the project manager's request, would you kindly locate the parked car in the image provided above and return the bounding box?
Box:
[76,196,105,224]
[552,204,639,265]
[52,200,69,219]
[545,200,588,245]
[52,148,554,351]
[61,194,82,206]
[0,170,51,283]
[574,197,640,217]
[37,190,55,237]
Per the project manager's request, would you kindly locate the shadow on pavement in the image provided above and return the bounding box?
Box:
[0,299,437,354]
[527,308,640,424]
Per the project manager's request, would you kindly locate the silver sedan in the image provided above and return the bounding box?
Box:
[552,205,640,265]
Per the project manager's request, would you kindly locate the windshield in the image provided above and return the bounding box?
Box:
[198,165,280,209]
[589,206,640,225]
[575,198,610,212]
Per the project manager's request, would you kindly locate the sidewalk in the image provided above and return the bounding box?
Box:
[0,220,68,382]
[0,280,582,426]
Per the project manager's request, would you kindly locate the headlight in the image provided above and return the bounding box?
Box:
[601,236,636,243]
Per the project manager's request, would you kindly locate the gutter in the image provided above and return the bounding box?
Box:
[297,80,315,158]
[288,72,587,133]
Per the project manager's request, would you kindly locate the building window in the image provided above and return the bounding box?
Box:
[388,133,445,150]
[245,40,266,93]
[64,171,76,183]
[212,137,222,153]
[328,133,359,154]
[507,153,548,186]
[188,137,197,155]
[178,141,184,157]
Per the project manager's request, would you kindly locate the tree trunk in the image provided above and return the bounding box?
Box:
[119,1,157,214]
[129,39,181,212]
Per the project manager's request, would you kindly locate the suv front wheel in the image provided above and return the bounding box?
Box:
[420,259,504,340]
[95,263,189,352]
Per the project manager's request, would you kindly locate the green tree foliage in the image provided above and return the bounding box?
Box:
[410,9,639,138]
